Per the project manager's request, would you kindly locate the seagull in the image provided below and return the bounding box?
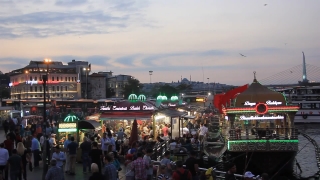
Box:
[290,71,293,73]
[264,4,267,6]
[284,43,287,45]
[239,53,246,57]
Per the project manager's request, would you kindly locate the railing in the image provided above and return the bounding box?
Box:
[229,127,299,140]
[152,161,260,180]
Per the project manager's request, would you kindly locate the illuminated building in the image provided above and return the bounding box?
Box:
[8,60,90,100]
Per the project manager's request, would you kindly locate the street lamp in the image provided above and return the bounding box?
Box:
[83,68,90,99]
[42,58,51,180]
[207,78,210,94]
[149,71,153,84]
[25,70,29,100]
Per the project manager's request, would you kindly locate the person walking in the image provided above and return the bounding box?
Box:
[131,152,148,180]
[31,134,40,168]
[185,151,200,180]
[51,146,65,173]
[80,138,91,173]
[103,155,117,180]
[63,134,71,174]
[89,142,103,172]
[0,143,9,180]
[45,159,64,180]
[143,149,154,180]
[16,142,31,180]
[67,137,78,175]
[89,163,104,180]
[7,149,23,180]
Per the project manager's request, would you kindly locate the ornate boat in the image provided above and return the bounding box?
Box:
[223,73,299,177]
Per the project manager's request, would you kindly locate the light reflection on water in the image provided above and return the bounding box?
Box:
[296,124,320,178]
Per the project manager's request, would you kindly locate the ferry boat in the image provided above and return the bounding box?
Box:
[279,86,320,123]
[220,74,299,177]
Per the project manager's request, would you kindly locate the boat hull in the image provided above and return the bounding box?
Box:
[226,151,296,177]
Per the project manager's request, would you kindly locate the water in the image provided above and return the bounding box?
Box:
[296,124,320,178]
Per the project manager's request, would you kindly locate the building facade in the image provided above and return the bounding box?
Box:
[97,72,132,98]
[8,60,90,100]
[89,73,106,99]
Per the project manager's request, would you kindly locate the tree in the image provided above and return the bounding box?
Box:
[152,84,179,98]
[176,83,193,92]
[105,87,115,98]
[122,78,143,98]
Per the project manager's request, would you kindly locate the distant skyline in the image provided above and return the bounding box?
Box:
[0,0,319,85]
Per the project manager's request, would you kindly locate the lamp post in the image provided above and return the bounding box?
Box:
[149,71,153,84]
[83,68,90,99]
[42,58,51,180]
[25,70,29,100]
[207,78,210,94]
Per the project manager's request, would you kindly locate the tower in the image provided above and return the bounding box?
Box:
[302,52,308,83]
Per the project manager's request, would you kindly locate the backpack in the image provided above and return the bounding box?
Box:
[175,169,191,180]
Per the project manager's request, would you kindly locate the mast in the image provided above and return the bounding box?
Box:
[302,52,308,83]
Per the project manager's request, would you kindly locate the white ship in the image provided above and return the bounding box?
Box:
[280,86,320,123]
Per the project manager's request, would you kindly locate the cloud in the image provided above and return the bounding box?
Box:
[55,0,87,7]
[0,0,153,39]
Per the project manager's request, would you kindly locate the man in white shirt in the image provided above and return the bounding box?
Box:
[52,146,66,170]
[0,143,9,180]
[180,126,189,136]
[198,123,208,143]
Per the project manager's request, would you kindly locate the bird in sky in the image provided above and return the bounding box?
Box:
[290,71,293,73]
[264,4,267,6]
[239,53,246,57]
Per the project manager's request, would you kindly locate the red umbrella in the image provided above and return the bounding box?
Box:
[129,119,139,146]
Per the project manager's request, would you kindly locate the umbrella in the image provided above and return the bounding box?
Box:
[129,119,139,146]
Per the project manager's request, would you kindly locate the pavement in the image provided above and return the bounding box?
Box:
[0,130,126,180]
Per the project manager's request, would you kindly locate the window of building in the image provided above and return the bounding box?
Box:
[30,76,32,81]
[52,86,55,91]
[57,94,60,97]
[57,86,59,91]
[52,77,54,81]
[56,77,59,81]
[72,77,74,81]
[40,86,42,92]
[65,94,68,97]
[35,95,37,98]
[65,77,67,81]
[30,87,33,92]
[65,86,68,91]
[68,77,70,81]
[35,76,37,81]
[35,86,37,92]
[40,95,42,97]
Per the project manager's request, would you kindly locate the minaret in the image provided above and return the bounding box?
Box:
[302,52,308,83]
[190,75,191,82]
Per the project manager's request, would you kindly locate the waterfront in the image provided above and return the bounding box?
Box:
[296,124,320,178]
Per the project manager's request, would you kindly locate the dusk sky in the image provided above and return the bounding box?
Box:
[1,0,319,85]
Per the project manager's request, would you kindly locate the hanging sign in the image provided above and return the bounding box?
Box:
[239,115,284,120]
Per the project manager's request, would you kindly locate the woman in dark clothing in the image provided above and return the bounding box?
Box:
[88,163,104,180]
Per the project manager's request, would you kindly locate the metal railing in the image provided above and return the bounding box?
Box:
[152,161,260,180]
[229,127,299,140]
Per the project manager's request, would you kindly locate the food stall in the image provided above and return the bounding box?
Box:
[99,94,156,139]
[57,114,79,146]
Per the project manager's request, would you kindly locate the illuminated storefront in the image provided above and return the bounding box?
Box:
[57,114,79,144]
[99,94,156,138]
